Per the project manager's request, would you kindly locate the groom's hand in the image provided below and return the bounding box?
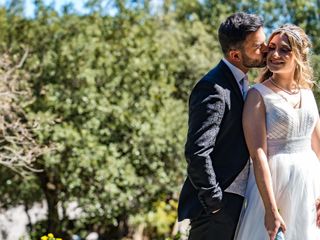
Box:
[316,198,320,228]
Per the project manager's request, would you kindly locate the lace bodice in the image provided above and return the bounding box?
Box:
[253,83,319,155]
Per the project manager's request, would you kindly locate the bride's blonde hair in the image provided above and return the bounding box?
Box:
[258,24,314,88]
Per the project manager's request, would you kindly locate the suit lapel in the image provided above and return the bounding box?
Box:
[218,61,244,103]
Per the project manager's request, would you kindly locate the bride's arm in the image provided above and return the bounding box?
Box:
[311,119,320,159]
[311,119,320,228]
[243,88,286,240]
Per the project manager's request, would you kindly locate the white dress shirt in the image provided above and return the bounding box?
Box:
[221,58,250,197]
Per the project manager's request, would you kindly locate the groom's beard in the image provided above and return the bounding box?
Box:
[241,51,267,68]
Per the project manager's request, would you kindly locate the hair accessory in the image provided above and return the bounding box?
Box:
[275,27,303,45]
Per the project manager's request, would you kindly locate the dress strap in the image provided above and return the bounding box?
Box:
[305,88,320,119]
[251,83,271,98]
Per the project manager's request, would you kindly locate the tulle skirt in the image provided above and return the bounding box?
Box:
[235,150,320,240]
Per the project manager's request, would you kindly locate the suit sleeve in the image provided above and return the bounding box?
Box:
[185,82,225,213]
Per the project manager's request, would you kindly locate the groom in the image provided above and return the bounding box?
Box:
[178,12,267,240]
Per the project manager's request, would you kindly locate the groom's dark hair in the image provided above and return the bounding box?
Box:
[218,12,264,55]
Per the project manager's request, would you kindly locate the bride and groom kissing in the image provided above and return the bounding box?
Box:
[178,12,320,240]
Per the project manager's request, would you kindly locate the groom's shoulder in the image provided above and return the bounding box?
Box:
[194,62,228,90]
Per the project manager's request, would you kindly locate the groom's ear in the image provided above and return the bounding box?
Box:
[229,50,241,62]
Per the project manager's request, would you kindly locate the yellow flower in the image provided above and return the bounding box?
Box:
[41,237,48,240]
[48,233,54,238]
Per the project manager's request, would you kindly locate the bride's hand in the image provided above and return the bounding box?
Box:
[264,209,286,240]
[316,198,320,228]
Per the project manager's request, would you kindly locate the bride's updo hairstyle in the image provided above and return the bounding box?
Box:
[258,24,314,88]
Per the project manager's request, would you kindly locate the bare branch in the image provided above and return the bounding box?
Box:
[0,50,49,175]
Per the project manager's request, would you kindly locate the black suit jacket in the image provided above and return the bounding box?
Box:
[178,60,249,221]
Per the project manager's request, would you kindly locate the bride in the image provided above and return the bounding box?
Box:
[235,24,320,240]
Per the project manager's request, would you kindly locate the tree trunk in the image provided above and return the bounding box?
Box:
[24,201,33,233]
[37,170,61,235]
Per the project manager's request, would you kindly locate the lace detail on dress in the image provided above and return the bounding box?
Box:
[253,83,318,143]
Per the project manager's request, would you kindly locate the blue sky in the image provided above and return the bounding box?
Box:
[0,0,89,17]
[0,0,163,17]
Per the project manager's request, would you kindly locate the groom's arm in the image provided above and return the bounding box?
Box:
[185,81,225,214]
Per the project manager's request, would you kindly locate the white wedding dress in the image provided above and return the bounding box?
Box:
[235,83,320,240]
